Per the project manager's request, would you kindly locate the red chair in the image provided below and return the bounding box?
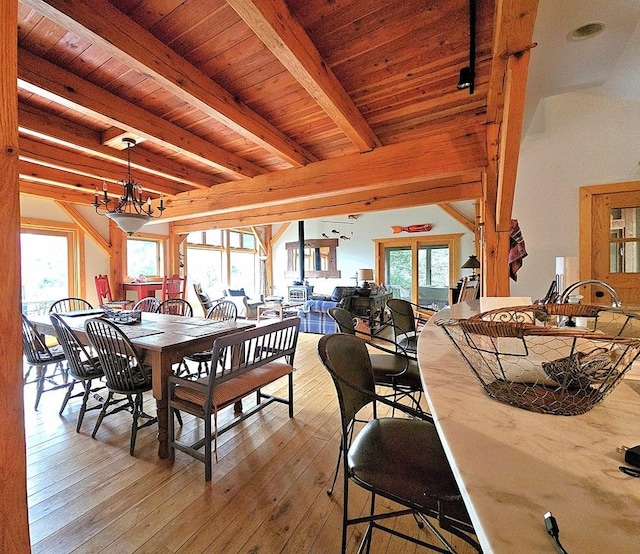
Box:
[161,274,186,300]
[94,274,130,309]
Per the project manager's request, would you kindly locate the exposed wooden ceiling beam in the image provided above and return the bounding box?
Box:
[163,130,485,221]
[19,137,186,196]
[271,222,291,245]
[227,0,381,152]
[18,48,264,180]
[485,0,538,231]
[171,176,481,233]
[18,103,215,189]
[19,160,176,203]
[54,201,110,255]
[19,180,95,204]
[495,51,531,229]
[486,0,539,126]
[437,203,476,232]
[20,0,316,168]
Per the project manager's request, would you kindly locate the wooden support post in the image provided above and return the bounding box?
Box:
[0,1,31,551]
[108,219,125,294]
[483,126,511,296]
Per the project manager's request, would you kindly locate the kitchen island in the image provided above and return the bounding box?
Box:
[417,302,640,553]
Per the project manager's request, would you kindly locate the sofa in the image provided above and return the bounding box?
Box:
[297,286,357,333]
[224,288,264,319]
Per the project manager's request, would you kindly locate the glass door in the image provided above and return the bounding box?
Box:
[378,234,460,308]
[385,246,413,300]
[417,244,450,307]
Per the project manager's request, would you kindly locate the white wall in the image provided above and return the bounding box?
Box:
[271,205,476,298]
[511,91,640,300]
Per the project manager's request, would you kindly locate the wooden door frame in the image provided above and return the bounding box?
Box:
[580,180,640,298]
[373,233,462,304]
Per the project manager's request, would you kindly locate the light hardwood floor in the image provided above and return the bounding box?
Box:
[25,331,477,553]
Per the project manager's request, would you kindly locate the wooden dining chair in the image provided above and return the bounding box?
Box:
[21,315,68,410]
[161,274,186,300]
[84,317,157,455]
[181,300,238,377]
[157,298,193,317]
[457,277,480,303]
[49,297,94,314]
[132,296,161,312]
[94,274,131,309]
[49,313,105,432]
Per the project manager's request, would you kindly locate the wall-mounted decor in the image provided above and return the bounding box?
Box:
[391,223,433,234]
[321,225,353,240]
[285,238,341,279]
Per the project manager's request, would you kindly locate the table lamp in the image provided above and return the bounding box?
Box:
[461,255,481,279]
[357,269,374,296]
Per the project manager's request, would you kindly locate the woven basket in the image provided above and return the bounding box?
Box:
[437,304,640,415]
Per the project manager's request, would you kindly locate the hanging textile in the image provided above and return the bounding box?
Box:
[508,219,527,281]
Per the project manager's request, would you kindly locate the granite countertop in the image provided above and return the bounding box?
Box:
[417,303,640,553]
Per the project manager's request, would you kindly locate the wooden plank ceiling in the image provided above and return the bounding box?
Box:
[16,0,537,231]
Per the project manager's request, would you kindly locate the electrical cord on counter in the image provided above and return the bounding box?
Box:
[544,512,569,554]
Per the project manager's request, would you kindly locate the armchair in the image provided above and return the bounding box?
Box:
[223,288,263,319]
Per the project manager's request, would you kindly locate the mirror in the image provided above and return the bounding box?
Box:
[285,239,341,278]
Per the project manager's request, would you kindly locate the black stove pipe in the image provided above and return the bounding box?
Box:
[298,220,305,284]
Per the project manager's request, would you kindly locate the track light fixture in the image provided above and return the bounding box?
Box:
[457,0,476,94]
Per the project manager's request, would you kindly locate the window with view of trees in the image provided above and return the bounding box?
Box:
[375,234,461,308]
[186,229,260,303]
[20,223,79,315]
[127,237,164,278]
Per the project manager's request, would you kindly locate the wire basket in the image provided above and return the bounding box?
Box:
[437,304,640,415]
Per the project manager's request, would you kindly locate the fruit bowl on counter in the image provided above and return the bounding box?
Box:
[437,303,640,415]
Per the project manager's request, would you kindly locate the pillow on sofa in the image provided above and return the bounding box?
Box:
[331,287,357,302]
[227,288,246,296]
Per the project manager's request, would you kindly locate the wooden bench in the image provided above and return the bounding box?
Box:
[167,317,301,480]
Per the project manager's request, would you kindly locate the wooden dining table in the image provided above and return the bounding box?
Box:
[30,311,254,458]
[122,281,164,301]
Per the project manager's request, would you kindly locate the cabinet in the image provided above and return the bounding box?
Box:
[349,291,392,334]
[288,285,314,302]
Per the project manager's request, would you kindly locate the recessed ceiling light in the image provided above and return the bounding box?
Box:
[567,22,605,41]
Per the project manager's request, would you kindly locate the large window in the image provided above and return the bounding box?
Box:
[127,236,164,279]
[20,223,79,314]
[185,229,260,301]
[188,247,224,296]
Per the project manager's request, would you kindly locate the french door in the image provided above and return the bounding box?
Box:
[374,234,461,307]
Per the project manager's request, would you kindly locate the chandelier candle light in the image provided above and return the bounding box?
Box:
[93,138,165,235]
